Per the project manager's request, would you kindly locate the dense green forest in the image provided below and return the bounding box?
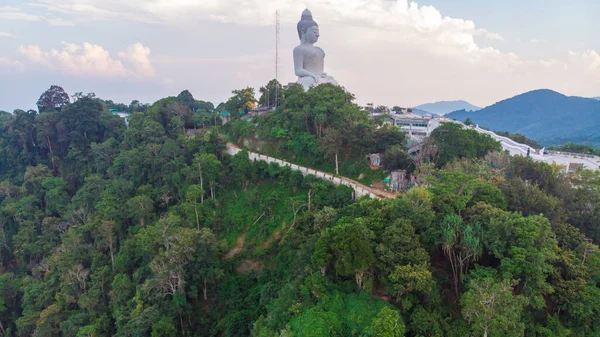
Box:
[0,83,599,336]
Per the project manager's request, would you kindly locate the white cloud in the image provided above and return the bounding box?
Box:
[569,50,600,73]
[7,0,599,106]
[539,59,561,68]
[530,39,544,44]
[0,10,41,21]
[0,57,22,68]
[0,5,75,26]
[46,17,75,26]
[23,1,506,57]
[485,32,504,41]
[17,42,156,78]
[118,43,156,77]
[0,32,18,38]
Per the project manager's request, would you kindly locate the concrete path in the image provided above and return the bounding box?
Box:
[226,143,398,199]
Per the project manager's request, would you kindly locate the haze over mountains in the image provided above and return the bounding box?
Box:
[413,100,481,115]
[446,89,600,146]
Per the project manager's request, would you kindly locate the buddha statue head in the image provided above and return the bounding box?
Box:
[297,9,319,44]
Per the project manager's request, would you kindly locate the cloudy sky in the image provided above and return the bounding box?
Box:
[1,0,599,112]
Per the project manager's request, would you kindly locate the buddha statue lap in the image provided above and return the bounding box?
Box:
[294,9,338,91]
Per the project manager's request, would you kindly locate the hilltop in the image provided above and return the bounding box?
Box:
[446,89,600,146]
[413,100,480,115]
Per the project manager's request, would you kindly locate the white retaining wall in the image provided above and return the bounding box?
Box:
[226,145,377,199]
[440,120,600,172]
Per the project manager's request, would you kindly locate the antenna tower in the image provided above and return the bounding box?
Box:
[274,10,280,108]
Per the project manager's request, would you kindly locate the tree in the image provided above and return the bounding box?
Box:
[431,123,501,167]
[143,218,197,298]
[35,111,61,172]
[440,213,482,299]
[320,128,342,175]
[388,263,433,300]
[165,102,193,132]
[126,195,154,226]
[229,150,255,190]
[191,153,222,202]
[364,307,406,337]
[191,228,222,300]
[375,219,429,275]
[37,85,70,113]
[329,219,376,288]
[98,220,117,270]
[464,118,474,126]
[414,136,440,168]
[224,87,257,117]
[371,125,406,154]
[383,145,414,173]
[258,79,283,108]
[176,90,195,109]
[461,276,527,337]
[41,176,70,216]
[183,185,205,230]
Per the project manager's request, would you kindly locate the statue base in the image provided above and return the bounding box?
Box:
[297,75,338,91]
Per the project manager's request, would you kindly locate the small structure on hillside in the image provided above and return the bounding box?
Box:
[247,107,271,116]
[110,109,130,128]
[389,170,408,192]
[221,111,232,124]
[568,163,584,173]
[367,153,382,167]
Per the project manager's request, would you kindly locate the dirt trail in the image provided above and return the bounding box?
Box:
[236,259,263,274]
[224,233,246,259]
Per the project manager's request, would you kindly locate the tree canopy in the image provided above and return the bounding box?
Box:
[0,84,599,337]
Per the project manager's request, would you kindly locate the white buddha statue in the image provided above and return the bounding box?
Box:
[294,9,338,91]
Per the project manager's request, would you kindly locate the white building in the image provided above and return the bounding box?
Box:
[388,113,440,141]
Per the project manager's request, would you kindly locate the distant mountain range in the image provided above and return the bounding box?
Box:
[446,89,600,146]
[413,100,480,115]
[411,108,438,117]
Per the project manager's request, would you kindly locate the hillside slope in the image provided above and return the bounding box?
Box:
[446,89,600,146]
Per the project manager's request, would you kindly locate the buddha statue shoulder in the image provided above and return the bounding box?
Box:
[294,9,338,91]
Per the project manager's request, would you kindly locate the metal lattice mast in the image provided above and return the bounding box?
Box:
[275,10,280,108]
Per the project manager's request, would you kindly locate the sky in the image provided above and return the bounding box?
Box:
[0,0,599,112]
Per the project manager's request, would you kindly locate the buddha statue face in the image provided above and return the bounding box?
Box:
[303,26,320,44]
[297,9,320,44]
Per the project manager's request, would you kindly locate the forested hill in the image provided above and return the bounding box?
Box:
[446,89,600,146]
[0,83,599,336]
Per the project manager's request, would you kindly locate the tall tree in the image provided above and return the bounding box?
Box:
[319,128,342,175]
[439,213,482,299]
[36,85,70,113]
[462,276,527,337]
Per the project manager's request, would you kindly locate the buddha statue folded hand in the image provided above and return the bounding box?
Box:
[293,9,338,91]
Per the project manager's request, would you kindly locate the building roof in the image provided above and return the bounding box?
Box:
[389,112,432,121]
[221,111,231,117]
[568,163,584,172]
